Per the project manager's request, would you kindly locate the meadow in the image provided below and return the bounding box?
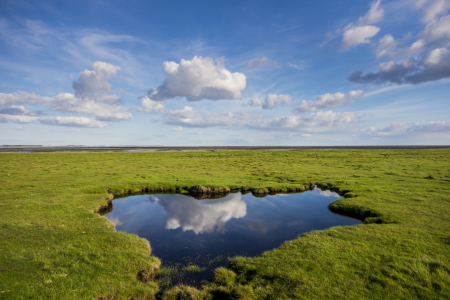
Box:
[0,149,449,299]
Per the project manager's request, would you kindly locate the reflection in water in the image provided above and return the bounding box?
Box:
[148,194,247,234]
[108,216,123,226]
[245,221,269,233]
[105,188,361,288]
[315,189,340,198]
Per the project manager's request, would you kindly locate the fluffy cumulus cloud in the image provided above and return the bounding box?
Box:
[297,90,363,112]
[375,34,399,58]
[142,96,165,113]
[352,0,450,85]
[262,94,292,109]
[73,61,121,102]
[0,62,132,127]
[338,0,383,49]
[341,26,381,49]
[424,47,449,65]
[161,106,260,128]
[250,111,354,132]
[248,97,262,107]
[146,56,246,102]
[245,56,269,68]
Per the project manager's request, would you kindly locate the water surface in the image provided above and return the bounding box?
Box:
[105,188,362,287]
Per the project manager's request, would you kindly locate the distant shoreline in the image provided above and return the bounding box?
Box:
[1,145,450,152]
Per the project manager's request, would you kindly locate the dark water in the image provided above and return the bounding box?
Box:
[104,188,362,288]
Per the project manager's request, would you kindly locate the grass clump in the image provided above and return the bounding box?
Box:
[183,265,205,273]
[213,268,236,287]
[162,286,204,300]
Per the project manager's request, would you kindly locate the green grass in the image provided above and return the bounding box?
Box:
[0,149,449,299]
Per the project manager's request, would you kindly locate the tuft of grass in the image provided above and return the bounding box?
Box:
[213,267,236,287]
[183,265,205,273]
[0,149,449,299]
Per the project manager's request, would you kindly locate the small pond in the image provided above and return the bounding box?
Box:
[104,187,362,288]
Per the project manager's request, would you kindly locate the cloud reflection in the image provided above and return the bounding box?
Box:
[108,216,123,226]
[315,189,340,198]
[148,194,247,234]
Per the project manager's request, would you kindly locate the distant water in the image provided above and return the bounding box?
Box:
[104,188,362,288]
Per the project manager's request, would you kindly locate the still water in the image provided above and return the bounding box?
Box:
[104,187,362,288]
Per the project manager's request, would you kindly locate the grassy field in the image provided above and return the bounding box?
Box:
[0,149,449,299]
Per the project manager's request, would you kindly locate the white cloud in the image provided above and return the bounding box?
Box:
[142,96,165,113]
[0,105,34,115]
[73,61,121,101]
[376,37,425,59]
[326,0,383,49]
[63,129,81,132]
[367,122,409,136]
[0,91,131,122]
[341,25,381,49]
[297,90,363,112]
[422,14,450,41]
[250,111,355,132]
[378,61,397,72]
[349,47,450,84]
[424,47,449,65]
[248,97,262,107]
[147,56,247,102]
[409,121,450,132]
[421,0,450,23]
[358,0,384,25]
[0,91,53,107]
[152,104,353,134]
[361,121,450,137]
[52,93,131,121]
[373,1,449,59]
[0,114,107,128]
[161,106,260,128]
[352,0,450,85]
[263,94,292,109]
[245,56,269,68]
[0,62,132,122]
[172,126,183,131]
[375,34,398,58]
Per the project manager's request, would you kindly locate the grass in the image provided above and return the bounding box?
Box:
[0,149,449,299]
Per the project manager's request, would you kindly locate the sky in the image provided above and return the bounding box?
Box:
[0,0,449,146]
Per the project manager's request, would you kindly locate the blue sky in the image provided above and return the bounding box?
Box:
[0,0,449,146]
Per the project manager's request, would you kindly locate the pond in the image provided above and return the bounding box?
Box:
[104,187,362,288]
